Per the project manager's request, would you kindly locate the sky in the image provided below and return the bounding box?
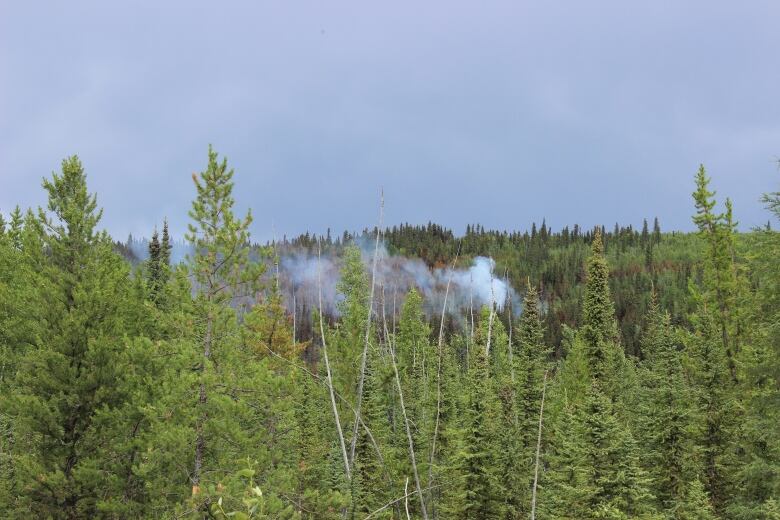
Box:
[1,1,779,242]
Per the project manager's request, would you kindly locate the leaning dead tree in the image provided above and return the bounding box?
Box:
[530,371,548,520]
[348,190,384,468]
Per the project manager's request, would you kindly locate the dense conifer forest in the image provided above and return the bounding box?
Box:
[1,148,778,519]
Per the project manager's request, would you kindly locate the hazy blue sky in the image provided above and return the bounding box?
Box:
[2,1,779,242]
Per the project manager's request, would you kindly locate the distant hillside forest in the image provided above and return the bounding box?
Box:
[1,147,778,519]
[116,213,697,358]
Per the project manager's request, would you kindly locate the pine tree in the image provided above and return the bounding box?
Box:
[0,207,46,510]
[8,206,23,249]
[184,145,265,504]
[4,156,147,517]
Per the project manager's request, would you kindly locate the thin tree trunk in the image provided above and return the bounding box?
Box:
[349,191,383,467]
[256,332,393,487]
[427,245,460,514]
[292,288,296,345]
[192,314,212,495]
[318,240,351,481]
[484,271,496,356]
[469,271,475,342]
[404,478,412,520]
[505,270,515,384]
[362,484,439,520]
[530,371,548,520]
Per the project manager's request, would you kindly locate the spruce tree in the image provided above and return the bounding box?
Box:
[147,227,163,301]
[516,283,550,449]
[333,244,370,404]
[549,380,655,519]
[735,184,780,516]
[582,227,621,383]
[686,311,738,514]
[691,165,741,381]
[636,294,696,514]
[460,319,502,519]
[350,345,393,519]
[296,375,348,518]
[434,338,467,518]
[396,288,433,482]
[161,218,172,268]
[675,479,717,520]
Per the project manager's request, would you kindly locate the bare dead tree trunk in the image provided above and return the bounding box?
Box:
[428,245,460,513]
[484,272,496,356]
[530,371,548,520]
[292,288,296,345]
[392,286,397,337]
[380,284,392,357]
[469,271,475,342]
[318,239,351,481]
[404,477,412,520]
[258,315,395,490]
[505,270,515,384]
[349,190,383,467]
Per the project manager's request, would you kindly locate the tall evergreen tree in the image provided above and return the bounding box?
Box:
[582,227,621,383]
[350,345,393,519]
[636,293,698,515]
[691,165,742,381]
[514,281,550,514]
[161,218,172,268]
[444,309,505,519]
[4,157,146,517]
[686,310,738,514]
[184,145,265,504]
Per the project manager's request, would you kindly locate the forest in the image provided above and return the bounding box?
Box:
[0,147,778,519]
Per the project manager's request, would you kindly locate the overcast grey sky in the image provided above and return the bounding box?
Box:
[1,1,778,242]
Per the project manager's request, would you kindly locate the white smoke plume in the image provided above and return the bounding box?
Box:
[275,239,521,324]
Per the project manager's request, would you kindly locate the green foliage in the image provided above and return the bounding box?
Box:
[1,156,778,520]
[635,295,698,514]
[1,157,157,517]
